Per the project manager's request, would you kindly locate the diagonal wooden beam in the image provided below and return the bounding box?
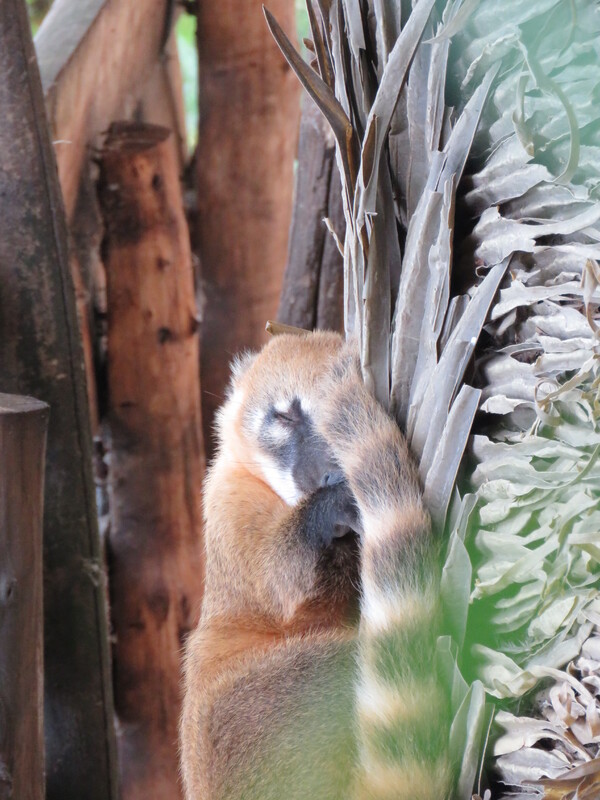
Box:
[35,0,173,220]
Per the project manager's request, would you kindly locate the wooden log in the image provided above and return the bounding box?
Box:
[66,75,187,435]
[35,0,172,220]
[196,0,301,456]
[0,4,119,800]
[277,98,345,333]
[0,394,49,800]
[97,121,205,800]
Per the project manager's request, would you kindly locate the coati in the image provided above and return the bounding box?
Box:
[180,331,451,800]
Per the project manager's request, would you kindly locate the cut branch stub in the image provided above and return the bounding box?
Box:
[102,120,171,152]
[265,320,310,336]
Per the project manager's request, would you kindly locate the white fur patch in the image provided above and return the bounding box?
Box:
[299,396,313,415]
[218,387,243,431]
[360,506,403,544]
[272,396,313,416]
[255,451,302,506]
[356,671,401,725]
[361,500,427,546]
[360,583,437,634]
[360,592,401,633]
[273,399,291,414]
[356,754,449,797]
[267,419,290,442]
[249,407,265,436]
[357,667,439,727]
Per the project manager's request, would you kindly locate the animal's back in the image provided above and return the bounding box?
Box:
[183,629,357,800]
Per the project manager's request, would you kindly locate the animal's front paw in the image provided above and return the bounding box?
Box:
[302,479,361,549]
[317,342,364,414]
[326,477,361,541]
[315,352,380,456]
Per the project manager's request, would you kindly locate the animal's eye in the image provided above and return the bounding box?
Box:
[271,398,303,426]
[273,410,296,425]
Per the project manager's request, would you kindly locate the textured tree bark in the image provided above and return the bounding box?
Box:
[196,0,301,456]
[98,121,205,800]
[277,98,345,333]
[0,4,119,800]
[0,394,49,800]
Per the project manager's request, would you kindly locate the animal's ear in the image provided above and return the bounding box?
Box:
[229,350,257,386]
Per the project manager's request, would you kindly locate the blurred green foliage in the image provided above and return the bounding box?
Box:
[26,0,51,33]
[295,0,309,50]
[176,11,198,152]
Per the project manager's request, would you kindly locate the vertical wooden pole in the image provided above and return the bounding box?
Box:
[196,0,301,455]
[0,394,49,800]
[0,4,119,799]
[98,121,205,800]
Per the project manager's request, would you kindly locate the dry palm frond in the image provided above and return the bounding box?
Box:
[493,630,600,799]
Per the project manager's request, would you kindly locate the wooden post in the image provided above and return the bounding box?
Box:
[196,0,301,456]
[0,4,119,799]
[277,98,345,333]
[97,121,205,800]
[0,395,49,800]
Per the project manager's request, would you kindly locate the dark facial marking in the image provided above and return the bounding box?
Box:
[259,397,341,495]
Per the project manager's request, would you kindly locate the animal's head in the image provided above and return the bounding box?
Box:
[216,331,346,505]
[206,331,360,624]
